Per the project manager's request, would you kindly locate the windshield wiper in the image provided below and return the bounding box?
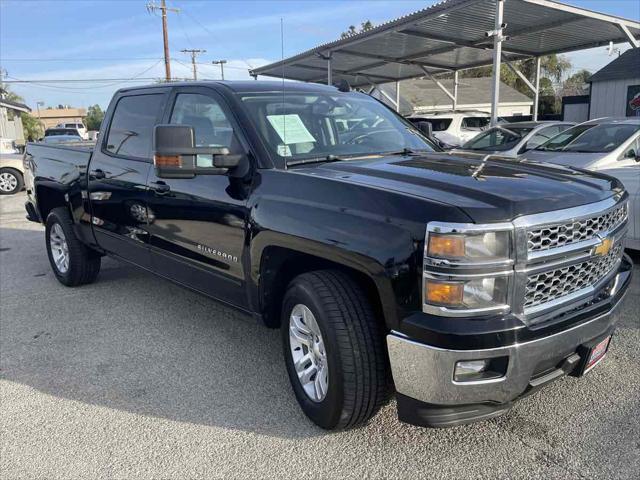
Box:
[287,154,346,166]
[383,147,426,156]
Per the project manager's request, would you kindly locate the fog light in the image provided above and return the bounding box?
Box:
[454,360,490,381]
[454,357,508,382]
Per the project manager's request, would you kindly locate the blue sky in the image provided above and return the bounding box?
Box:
[1,0,638,109]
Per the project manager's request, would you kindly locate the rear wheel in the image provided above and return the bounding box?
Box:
[45,207,101,286]
[281,270,390,430]
[0,168,23,195]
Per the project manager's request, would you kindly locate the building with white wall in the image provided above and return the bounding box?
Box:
[589,49,640,119]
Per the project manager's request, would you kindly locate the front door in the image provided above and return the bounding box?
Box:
[88,91,168,268]
[145,87,250,308]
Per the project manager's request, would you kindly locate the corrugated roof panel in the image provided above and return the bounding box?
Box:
[251,0,640,84]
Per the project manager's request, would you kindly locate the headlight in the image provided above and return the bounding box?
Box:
[427,231,510,263]
[425,276,509,310]
[424,222,514,317]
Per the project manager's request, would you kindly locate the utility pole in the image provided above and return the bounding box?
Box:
[181,49,206,80]
[146,0,179,82]
[212,60,227,80]
[36,101,45,133]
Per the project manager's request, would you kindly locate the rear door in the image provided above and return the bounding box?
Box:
[145,86,250,307]
[87,90,168,268]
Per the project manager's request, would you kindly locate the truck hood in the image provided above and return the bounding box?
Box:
[295,153,621,223]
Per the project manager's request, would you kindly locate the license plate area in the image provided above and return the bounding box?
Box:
[577,335,612,376]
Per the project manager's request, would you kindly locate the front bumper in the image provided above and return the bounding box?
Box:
[388,254,633,428]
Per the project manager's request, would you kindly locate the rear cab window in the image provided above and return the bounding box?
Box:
[104,93,165,160]
[461,117,490,131]
[421,118,452,132]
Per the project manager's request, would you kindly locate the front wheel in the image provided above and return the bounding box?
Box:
[281,270,390,430]
[0,168,23,195]
[45,207,101,286]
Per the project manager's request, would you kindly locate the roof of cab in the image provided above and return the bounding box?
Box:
[117,80,343,95]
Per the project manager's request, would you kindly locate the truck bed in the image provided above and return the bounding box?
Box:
[26,142,94,187]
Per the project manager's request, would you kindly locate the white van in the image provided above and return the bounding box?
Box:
[57,122,88,139]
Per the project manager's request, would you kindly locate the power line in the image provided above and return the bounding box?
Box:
[0,57,163,62]
[4,60,164,91]
[3,78,159,83]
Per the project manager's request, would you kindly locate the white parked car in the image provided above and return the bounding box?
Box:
[0,153,25,195]
[520,118,640,171]
[453,121,574,158]
[0,137,19,154]
[602,166,640,251]
[520,117,640,250]
[56,122,88,139]
[407,110,498,147]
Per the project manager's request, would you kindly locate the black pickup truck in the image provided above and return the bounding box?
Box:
[24,81,633,429]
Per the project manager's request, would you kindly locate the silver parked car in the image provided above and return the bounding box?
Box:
[520,117,640,250]
[520,118,640,170]
[453,121,574,158]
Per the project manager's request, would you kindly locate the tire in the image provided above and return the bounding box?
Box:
[281,270,390,430]
[0,168,24,195]
[45,207,101,287]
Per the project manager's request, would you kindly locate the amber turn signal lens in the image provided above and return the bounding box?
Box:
[425,281,464,305]
[428,234,465,258]
[154,154,181,167]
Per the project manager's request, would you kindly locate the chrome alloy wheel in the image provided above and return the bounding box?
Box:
[49,223,70,273]
[289,304,329,402]
[0,172,18,192]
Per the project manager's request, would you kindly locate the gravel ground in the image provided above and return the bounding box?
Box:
[1,192,639,480]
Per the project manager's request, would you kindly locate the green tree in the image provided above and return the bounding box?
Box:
[453,54,572,97]
[21,112,43,141]
[85,104,105,131]
[561,69,591,96]
[438,54,573,114]
[341,20,374,38]
[0,83,43,140]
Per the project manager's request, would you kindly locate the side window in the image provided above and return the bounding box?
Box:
[429,118,453,132]
[461,117,490,131]
[105,94,164,160]
[526,126,562,150]
[169,93,238,167]
[620,136,640,161]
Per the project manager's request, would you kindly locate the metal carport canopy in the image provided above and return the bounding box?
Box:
[249,0,639,123]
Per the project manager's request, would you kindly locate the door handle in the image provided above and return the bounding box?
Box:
[90,169,106,179]
[149,181,170,194]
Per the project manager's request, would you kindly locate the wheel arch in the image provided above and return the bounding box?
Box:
[256,245,394,331]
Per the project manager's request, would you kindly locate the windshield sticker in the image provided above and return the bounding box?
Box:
[267,114,316,145]
[277,144,292,157]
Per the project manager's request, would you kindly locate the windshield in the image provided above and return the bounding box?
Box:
[535,123,640,153]
[239,91,438,164]
[462,126,533,151]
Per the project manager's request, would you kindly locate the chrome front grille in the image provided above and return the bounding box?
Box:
[524,244,623,310]
[527,203,627,253]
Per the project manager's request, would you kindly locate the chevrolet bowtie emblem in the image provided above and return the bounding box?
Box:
[593,237,613,257]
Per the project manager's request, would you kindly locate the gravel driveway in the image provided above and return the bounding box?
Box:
[1,192,639,479]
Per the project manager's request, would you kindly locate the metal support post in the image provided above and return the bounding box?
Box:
[533,57,541,121]
[453,71,459,110]
[489,0,505,126]
[395,81,400,112]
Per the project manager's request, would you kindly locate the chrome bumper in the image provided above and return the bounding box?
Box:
[388,263,631,407]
